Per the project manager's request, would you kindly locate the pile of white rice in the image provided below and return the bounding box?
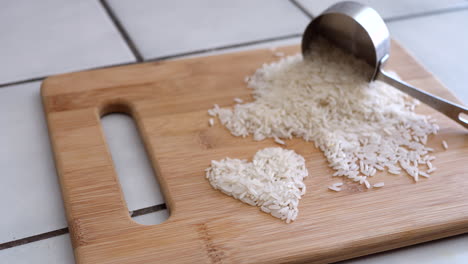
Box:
[206,147,308,223]
[208,41,439,186]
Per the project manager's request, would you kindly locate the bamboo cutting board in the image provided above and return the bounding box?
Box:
[42,41,468,264]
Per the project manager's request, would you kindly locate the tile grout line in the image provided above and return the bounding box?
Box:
[130,203,167,218]
[0,60,137,89]
[0,203,167,250]
[289,0,468,23]
[0,34,302,88]
[0,228,69,251]
[0,76,47,89]
[289,0,314,19]
[99,0,144,62]
[144,34,302,62]
[385,5,468,22]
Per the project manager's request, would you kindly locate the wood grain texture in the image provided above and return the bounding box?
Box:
[42,41,468,264]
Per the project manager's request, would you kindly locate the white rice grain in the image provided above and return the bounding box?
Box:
[364,180,371,189]
[388,169,401,175]
[332,182,343,187]
[206,147,308,223]
[419,171,430,178]
[274,136,286,145]
[373,182,385,188]
[442,140,448,150]
[208,38,439,192]
[426,161,433,170]
[233,97,244,104]
[207,109,217,117]
[328,186,341,192]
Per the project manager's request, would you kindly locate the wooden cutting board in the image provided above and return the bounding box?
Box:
[42,41,468,264]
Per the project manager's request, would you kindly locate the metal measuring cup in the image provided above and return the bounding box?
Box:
[302,1,468,128]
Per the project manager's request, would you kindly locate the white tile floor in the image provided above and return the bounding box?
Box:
[0,81,67,244]
[388,10,468,104]
[296,0,468,20]
[106,0,309,59]
[0,234,74,264]
[0,0,135,85]
[0,210,169,264]
[0,1,467,263]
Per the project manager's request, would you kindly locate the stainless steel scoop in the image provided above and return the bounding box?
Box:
[302,1,468,128]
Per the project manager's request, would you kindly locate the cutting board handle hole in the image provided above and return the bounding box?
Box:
[99,101,132,116]
[101,109,169,225]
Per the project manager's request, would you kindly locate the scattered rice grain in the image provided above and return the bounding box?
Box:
[274,136,286,145]
[332,182,343,187]
[364,180,371,189]
[442,140,448,150]
[373,182,385,188]
[328,186,341,192]
[233,97,244,104]
[419,171,430,178]
[209,38,439,193]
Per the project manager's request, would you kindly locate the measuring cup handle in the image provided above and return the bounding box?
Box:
[376,69,468,129]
